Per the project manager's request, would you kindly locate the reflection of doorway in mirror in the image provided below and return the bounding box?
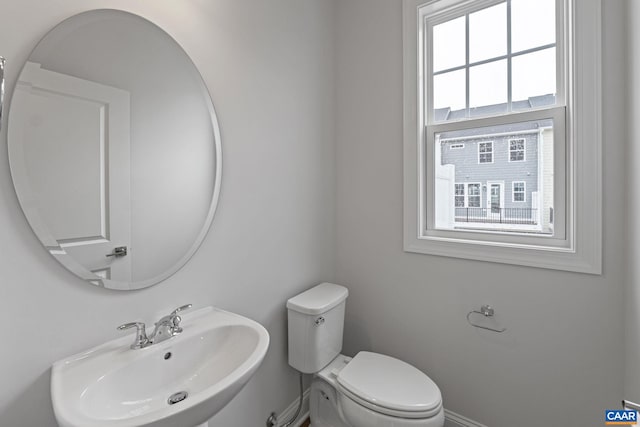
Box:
[13,62,132,282]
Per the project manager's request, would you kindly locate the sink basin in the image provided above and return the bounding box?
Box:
[51,307,270,427]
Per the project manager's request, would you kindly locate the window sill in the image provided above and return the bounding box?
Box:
[404,233,601,274]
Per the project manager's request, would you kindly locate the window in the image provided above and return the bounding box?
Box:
[467,183,481,207]
[454,183,482,208]
[512,181,526,202]
[432,1,556,121]
[478,142,493,164]
[454,183,465,207]
[509,138,526,161]
[403,0,602,273]
[429,0,558,235]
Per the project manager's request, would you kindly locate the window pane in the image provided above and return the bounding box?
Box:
[469,60,507,113]
[513,182,526,202]
[479,142,493,163]
[512,48,556,109]
[469,3,507,63]
[510,138,526,161]
[434,69,466,118]
[468,184,481,207]
[433,16,466,72]
[511,0,556,53]
[455,184,465,207]
[436,119,554,235]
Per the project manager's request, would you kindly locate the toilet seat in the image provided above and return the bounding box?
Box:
[336,352,442,419]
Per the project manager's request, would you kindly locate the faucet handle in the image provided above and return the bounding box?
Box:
[117,322,149,350]
[170,304,193,316]
[168,304,192,334]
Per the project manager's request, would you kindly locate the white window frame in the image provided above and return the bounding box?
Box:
[512,181,526,202]
[402,0,602,274]
[508,138,526,162]
[454,183,466,207]
[478,141,494,164]
[455,182,483,207]
[466,182,482,207]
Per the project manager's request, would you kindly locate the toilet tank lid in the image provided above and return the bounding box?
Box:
[287,283,349,315]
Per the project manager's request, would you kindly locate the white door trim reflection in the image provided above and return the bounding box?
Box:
[10,62,132,285]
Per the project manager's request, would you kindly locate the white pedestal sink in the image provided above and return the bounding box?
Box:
[51,307,269,427]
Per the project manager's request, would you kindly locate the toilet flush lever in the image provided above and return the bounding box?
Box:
[315,317,325,326]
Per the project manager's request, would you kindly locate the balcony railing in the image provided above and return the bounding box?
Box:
[455,207,538,225]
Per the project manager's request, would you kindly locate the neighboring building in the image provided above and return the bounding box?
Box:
[434,96,555,234]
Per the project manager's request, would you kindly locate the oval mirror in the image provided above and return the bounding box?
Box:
[8,10,222,290]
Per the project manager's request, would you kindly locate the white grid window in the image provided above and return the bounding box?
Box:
[478,142,493,164]
[468,183,481,207]
[454,183,482,207]
[428,0,562,238]
[403,0,603,273]
[431,0,557,122]
[509,138,526,161]
[512,181,526,202]
[455,184,465,207]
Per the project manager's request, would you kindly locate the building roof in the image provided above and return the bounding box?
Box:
[435,94,556,140]
[435,94,556,122]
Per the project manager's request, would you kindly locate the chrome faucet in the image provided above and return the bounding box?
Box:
[150,304,192,344]
[116,322,149,349]
[117,304,193,350]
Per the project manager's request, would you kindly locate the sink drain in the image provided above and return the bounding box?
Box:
[167,391,188,405]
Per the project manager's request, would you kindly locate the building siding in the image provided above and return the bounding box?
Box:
[440,131,539,211]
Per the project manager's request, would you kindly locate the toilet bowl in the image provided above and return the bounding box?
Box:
[310,353,444,427]
[287,283,444,427]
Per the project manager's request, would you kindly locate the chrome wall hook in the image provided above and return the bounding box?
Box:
[466,304,507,333]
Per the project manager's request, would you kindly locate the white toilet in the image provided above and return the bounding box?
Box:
[287,283,445,427]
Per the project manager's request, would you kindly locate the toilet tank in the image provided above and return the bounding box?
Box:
[287,283,349,373]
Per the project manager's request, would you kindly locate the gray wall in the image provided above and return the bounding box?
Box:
[625,0,640,405]
[0,1,335,426]
[0,1,632,427]
[335,1,625,427]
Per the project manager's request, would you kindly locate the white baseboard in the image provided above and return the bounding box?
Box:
[276,387,310,427]
[445,409,488,427]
